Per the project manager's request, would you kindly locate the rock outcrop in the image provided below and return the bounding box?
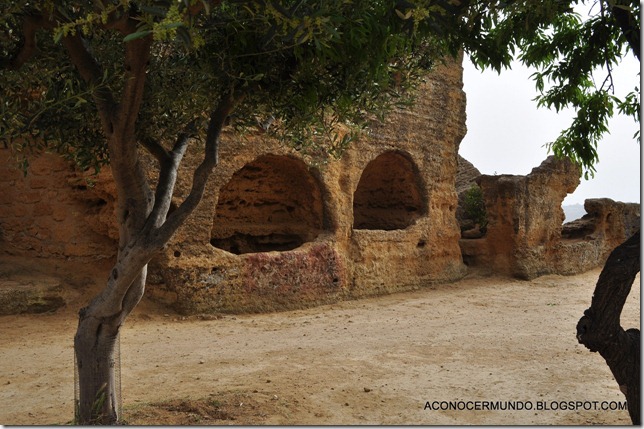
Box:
[459,156,640,279]
[555,198,640,275]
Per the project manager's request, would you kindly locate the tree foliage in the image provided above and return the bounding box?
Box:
[1,0,463,171]
[2,1,638,177]
[457,0,640,178]
[463,184,487,232]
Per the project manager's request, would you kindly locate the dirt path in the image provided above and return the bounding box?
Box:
[0,259,639,425]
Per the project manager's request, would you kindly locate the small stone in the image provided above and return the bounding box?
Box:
[199,360,205,364]
[363,387,371,392]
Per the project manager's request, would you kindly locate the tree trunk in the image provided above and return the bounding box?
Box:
[74,312,121,424]
[576,230,640,424]
[73,140,154,424]
[74,264,149,424]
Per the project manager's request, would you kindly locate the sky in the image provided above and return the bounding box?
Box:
[459,54,641,206]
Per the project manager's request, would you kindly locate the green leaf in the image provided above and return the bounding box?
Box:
[123,30,152,42]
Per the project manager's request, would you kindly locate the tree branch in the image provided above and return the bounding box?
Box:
[112,35,153,145]
[143,122,196,231]
[151,92,241,246]
[61,34,117,131]
[607,0,641,61]
[139,135,171,163]
[4,14,47,70]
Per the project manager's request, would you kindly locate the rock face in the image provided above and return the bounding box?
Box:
[0,152,117,259]
[459,156,640,279]
[556,198,641,275]
[152,57,468,314]
[0,57,468,314]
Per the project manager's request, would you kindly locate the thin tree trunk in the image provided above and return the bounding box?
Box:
[74,310,121,424]
[576,230,640,424]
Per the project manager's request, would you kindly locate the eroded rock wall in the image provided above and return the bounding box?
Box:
[0,150,117,259]
[459,156,640,279]
[1,57,468,314]
[555,198,640,275]
[154,58,468,313]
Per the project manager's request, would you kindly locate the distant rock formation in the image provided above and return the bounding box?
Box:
[456,155,482,194]
[460,156,640,279]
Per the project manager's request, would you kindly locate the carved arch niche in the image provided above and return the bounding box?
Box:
[353,151,426,230]
[210,154,325,254]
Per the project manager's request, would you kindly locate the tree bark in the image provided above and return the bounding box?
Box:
[74,246,152,423]
[576,230,640,424]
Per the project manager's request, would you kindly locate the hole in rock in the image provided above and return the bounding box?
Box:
[353,151,425,230]
[211,155,324,254]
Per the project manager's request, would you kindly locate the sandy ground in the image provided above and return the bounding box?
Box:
[0,257,640,425]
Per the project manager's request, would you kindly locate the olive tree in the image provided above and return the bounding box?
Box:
[1,0,470,423]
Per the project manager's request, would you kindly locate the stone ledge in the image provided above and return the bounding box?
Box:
[0,277,65,315]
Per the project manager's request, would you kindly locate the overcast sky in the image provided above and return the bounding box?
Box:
[459,54,641,206]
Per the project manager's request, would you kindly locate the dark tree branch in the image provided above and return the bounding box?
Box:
[607,0,641,61]
[101,10,136,34]
[113,36,153,145]
[152,92,241,246]
[61,34,117,130]
[577,230,640,424]
[139,135,171,163]
[4,14,46,70]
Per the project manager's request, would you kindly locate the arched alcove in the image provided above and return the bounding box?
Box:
[210,154,324,254]
[353,151,425,230]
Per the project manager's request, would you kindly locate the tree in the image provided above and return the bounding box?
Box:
[577,231,640,424]
[1,0,639,425]
[1,0,468,424]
